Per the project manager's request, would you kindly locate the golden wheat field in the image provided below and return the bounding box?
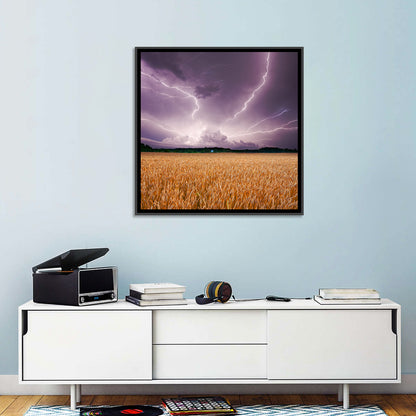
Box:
[140,152,298,210]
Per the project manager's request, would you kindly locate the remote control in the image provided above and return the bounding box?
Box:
[266,295,291,302]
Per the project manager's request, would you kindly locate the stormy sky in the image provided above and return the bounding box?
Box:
[140,51,299,150]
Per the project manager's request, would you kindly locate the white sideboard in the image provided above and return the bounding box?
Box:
[18,299,401,410]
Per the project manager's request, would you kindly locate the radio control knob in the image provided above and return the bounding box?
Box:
[111,293,115,299]
[80,296,85,303]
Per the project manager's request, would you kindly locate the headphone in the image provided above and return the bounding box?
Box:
[195,281,232,305]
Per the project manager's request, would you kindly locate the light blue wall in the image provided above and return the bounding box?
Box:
[1,0,415,374]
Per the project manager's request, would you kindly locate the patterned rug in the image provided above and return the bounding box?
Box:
[24,404,387,416]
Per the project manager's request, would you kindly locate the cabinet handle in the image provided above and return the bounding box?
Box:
[391,309,397,335]
[22,311,28,336]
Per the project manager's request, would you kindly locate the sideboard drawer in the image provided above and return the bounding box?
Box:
[153,310,266,344]
[153,344,267,379]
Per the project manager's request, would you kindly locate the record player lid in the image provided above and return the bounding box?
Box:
[32,248,109,272]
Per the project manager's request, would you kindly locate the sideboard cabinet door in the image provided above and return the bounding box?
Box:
[267,310,397,380]
[23,310,152,381]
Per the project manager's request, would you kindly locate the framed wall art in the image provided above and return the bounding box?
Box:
[136,47,303,214]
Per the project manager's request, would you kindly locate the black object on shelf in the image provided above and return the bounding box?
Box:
[32,248,109,272]
[32,248,117,307]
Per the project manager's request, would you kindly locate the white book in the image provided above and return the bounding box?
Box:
[319,288,380,299]
[126,296,188,306]
[130,282,186,294]
[314,295,381,305]
[129,289,184,300]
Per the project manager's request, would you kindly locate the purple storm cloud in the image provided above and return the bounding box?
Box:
[140,51,299,150]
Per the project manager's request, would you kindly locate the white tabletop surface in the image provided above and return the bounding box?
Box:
[19,298,400,310]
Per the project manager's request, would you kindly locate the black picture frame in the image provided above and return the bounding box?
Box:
[136,47,303,214]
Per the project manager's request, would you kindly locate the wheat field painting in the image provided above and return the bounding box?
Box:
[136,48,303,213]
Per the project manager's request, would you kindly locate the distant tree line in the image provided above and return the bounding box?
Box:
[140,143,297,153]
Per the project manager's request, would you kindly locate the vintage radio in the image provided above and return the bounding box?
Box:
[32,248,117,306]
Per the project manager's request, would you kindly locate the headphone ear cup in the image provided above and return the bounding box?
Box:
[205,281,214,298]
[215,281,223,300]
[219,282,232,302]
[209,281,219,298]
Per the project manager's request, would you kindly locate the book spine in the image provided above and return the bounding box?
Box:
[129,290,184,300]
[319,289,379,299]
[129,289,143,299]
[139,299,188,306]
[314,295,381,304]
[129,284,186,294]
[125,295,141,306]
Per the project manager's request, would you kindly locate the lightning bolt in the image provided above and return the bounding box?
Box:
[141,70,200,118]
[141,86,182,99]
[229,52,271,120]
[228,119,298,138]
[247,109,288,131]
[141,117,182,136]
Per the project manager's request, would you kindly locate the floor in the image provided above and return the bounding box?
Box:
[0,395,415,416]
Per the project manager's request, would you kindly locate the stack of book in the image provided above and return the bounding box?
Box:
[314,288,381,305]
[126,282,187,306]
